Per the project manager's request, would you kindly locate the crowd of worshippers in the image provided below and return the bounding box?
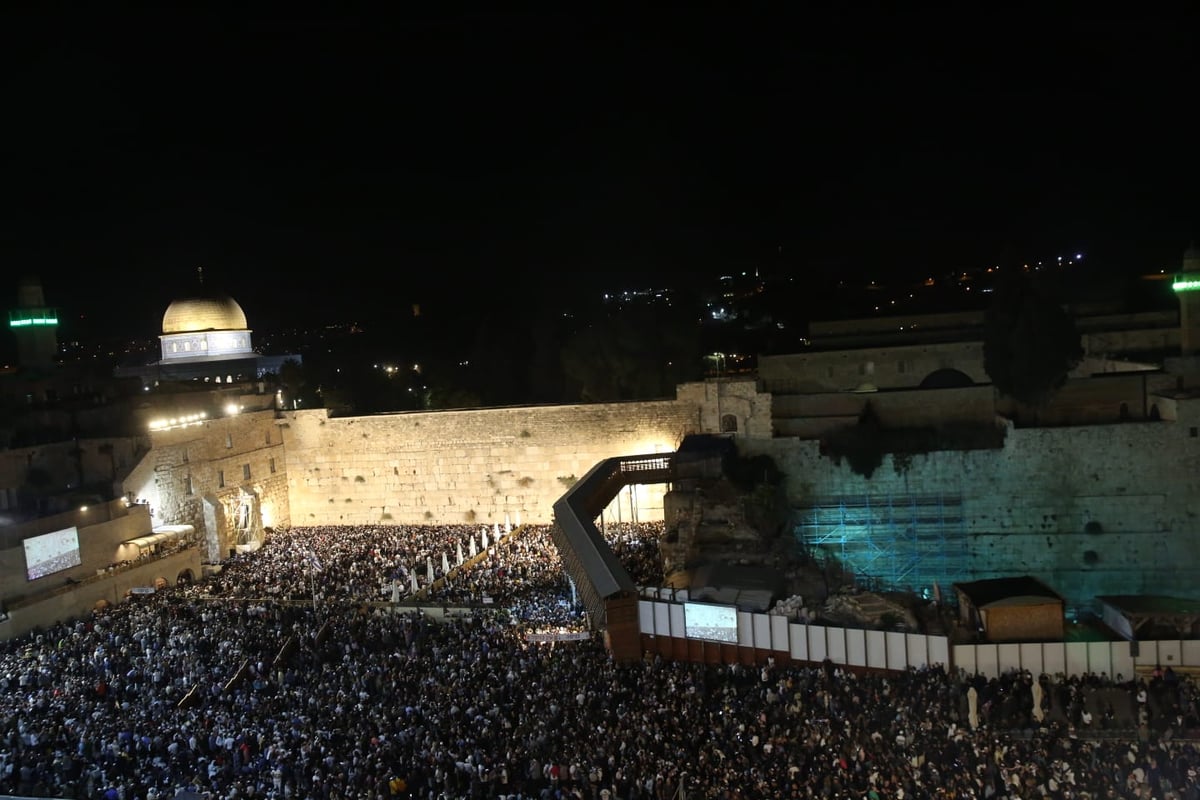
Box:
[1,524,1200,800]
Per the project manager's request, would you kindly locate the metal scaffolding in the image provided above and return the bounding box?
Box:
[792,493,967,596]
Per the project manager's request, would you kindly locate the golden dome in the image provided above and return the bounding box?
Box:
[161,293,248,334]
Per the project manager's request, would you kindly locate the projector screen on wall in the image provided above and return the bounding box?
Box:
[683,601,739,643]
[23,526,82,581]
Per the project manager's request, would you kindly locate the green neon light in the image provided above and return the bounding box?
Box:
[8,309,59,328]
[1174,274,1200,293]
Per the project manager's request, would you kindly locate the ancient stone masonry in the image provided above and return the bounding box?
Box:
[280,401,699,526]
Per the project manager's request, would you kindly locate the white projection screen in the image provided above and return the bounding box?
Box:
[683,601,738,643]
[23,526,82,581]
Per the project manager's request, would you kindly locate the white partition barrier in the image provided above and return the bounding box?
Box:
[845,628,867,667]
[1141,639,1182,669]
[1019,643,1044,675]
[955,645,977,675]
[639,600,656,634]
[976,646,999,678]
[637,596,1199,678]
[753,613,772,649]
[1065,642,1090,677]
[827,627,847,664]
[886,631,907,672]
[906,633,929,668]
[929,635,950,670]
[866,630,888,669]
[738,611,754,648]
[1111,642,1135,681]
[654,602,671,637]
[669,603,686,638]
[998,643,1020,673]
[808,625,828,662]
[1042,642,1066,676]
[770,615,790,652]
[1087,641,1113,679]
[790,623,810,661]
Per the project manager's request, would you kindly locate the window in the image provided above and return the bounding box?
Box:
[897,360,907,374]
[242,463,251,480]
[182,449,189,464]
[225,433,233,449]
[265,430,272,445]
[269,457,276,474]
[720,414,738,433]
[1191,427,1198,438]
[218,470,225,489]
[186,472,194,495]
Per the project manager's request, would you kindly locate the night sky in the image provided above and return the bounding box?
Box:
[3,7,1199,343]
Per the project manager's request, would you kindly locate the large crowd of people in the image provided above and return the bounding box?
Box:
[0,522,1199,800]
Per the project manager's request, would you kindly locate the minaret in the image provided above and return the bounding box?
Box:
[8,275,59,369]
[1173,243,1200,356]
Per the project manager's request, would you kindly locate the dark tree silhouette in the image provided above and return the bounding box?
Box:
[983,269,1083,407]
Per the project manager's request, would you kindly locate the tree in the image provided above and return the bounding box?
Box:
[982,269,1083,407]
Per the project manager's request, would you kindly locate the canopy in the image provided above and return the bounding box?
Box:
[125,524,193,550]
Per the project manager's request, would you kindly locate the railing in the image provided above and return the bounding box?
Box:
[550,453,674,633]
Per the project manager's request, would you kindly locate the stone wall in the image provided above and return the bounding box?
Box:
[758,342,988,394]
[0,437,149,512]
[280,400,701,526]
[739,397,1200,610]
[123,410,290,560]
[772,385,998,438]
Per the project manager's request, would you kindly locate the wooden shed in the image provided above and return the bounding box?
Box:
[953,575,1065,642]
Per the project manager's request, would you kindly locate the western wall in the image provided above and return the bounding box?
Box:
[122,374,1200,614]
[279,400,701,527]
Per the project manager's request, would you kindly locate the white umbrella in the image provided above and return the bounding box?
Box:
[481,528,489,550]
[456,540,464,566]
[493,522,501,540]
[469,535,477,558]
[515,510,521,528]
[442,551,450,574]
[426,557,434,583]
[410,570,419,594]
[504,513,512,534]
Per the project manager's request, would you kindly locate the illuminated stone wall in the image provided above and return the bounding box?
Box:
[738,397,1200,610]
[124,410,289,560]
[280,401,700,527]
[112,374,1200,611]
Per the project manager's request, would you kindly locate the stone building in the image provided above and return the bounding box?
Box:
[114,266,300,388]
